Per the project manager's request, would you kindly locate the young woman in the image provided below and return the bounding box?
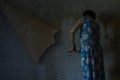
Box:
[69,10,105,80]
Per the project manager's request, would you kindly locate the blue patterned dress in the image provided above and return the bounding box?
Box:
[80,18,105,80]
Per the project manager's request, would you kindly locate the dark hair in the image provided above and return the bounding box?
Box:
[83,10,96,19]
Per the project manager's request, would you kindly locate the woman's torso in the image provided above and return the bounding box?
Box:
[81,18,101,51]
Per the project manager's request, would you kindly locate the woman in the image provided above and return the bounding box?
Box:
[69,10,105,80]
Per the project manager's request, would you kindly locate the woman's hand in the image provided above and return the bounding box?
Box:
[68,47,77,52]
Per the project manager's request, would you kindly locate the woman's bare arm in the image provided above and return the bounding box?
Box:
[69,19,83,52]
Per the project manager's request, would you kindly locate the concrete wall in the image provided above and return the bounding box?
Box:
[0,2,58,63]
[39,18,115,80]
[0,9,37,80]
[0,7,46,80]
[0,0,120,80]
[1,0,120,25]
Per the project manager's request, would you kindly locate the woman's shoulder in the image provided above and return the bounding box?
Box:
[75,18,84,25]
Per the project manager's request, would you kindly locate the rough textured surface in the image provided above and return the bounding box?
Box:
[39,19,115,80]
[0,0,120,80]
[1,0,120,25]
[0,2,58,63]
[0,9,37,80]
[0,8,46,80]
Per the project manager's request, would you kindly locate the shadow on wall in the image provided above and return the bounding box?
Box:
[99,13,120,80]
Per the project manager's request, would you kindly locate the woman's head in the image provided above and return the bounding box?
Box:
[83,10,96,19]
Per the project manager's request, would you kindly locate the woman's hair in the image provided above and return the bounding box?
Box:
[83,10,96,19]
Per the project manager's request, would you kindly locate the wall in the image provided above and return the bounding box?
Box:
[0,0,120,80]
[0,2,58,63]
[1,0,120,25]
[0,9,37,80]
[39,18,115,80]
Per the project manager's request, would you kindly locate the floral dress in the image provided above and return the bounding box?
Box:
[80,18,105,80]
